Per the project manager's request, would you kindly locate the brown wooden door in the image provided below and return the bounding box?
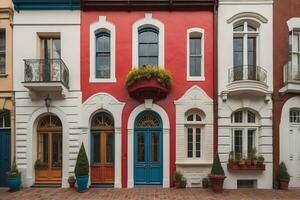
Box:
[91,131,114,184]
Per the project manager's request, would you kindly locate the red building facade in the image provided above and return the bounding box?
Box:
[80,1,216,188]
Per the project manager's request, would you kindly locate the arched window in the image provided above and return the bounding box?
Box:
[185,109,205,158]
[187,28,204,81]
[231,109,258,160]
[138,28,159,67]
[290,109,300,123]
[233,21,259,81]
[96,32,111,79]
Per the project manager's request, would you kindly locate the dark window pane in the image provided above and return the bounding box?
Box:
[151,132,160,162]
[52,134,62,167]
[190,38,201,55]
[247,37,256,66]
[196,114,202,121]
[234,111,243,123]
[93,133,100,163]
[190,57,201,76]
[96,55,111,78]
[52,39,61,59]
[248,111,256,123]
[39,133,49,164]
[137,133,145,162]
[247,25,256,32]
[0,30,5,51]
[234,37,243,67]
[247,130,255,156]
[187,114,193,121]
[96,34,110,52]
[138,28,158,67]
[139,57,158,67]
[187,128,193,158]
[234,130,243,160]
[106,133,114,163]
[234,25,244,32]
[195,128,201,158]
[139,44,158,57]
[139,30,158,43]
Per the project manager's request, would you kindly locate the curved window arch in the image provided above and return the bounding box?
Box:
[233,20,260,81]
[231,109,259,160]
[290,108,300,123]
[135,111,162,129]
[138,27,159,67]
[187,28,205,81]
[184,109,205,158]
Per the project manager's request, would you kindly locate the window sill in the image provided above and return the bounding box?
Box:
[187,76,205,82]
[176,160,213,166]
[89,77,116,83]
[0,74,8,78]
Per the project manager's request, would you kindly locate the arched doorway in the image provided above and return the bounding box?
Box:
[90,112,114,185]
[134,111,163,185]
[35,114,62,184]
[0,110,11,187]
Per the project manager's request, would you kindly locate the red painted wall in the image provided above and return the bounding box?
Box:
[80,11,214,188]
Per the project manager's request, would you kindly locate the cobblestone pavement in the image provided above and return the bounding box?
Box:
[0,188,300,200]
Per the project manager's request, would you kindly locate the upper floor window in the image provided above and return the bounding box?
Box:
[138,28,158,67]
[289,30,300,68]
[185,109,204,159]
[231,109,258,160]
[290,109,300,123]
[187,28,204,81]
[40,37,61,60]
[96,32,111,79]
[0,30,6,75]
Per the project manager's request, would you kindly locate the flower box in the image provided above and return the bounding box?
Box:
[227,163,266,171]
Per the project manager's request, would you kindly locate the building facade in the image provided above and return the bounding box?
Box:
[273,0,300,188]
[13,0,81,187]
[0,0,14,188]
[80,0,216,188]
[218,0,273,189]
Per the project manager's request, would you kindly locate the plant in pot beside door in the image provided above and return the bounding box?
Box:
[6,160,21,192]
[75,144,89,193]
[68,175,76,188]
[173,171,187,188]
[208,154,226,193]
[278,162,290,190]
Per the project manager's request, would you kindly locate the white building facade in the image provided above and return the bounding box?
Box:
[218,0,273,189]
[13,8,82,187]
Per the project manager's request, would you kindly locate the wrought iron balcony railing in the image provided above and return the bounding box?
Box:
[24,59,69,89]
[283,63,300,84]
[228,65,267,84]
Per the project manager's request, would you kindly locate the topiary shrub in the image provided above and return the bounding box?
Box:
[211,154,225,176]
[75,144,89,176]
[278,162,290,181]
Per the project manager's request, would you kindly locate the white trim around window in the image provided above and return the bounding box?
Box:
[132,13,164,68]
[186,28,205,81]
[90,16,116,83]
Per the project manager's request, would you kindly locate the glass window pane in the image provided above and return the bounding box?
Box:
[289,32,293,53]
[247,25,257,32]
[96,55,111,78]
[52,134,62,167]
[233,111,243,123]
[234,25,244,32]
[39,133,49,165]
[247,130,255,156]
[196,128,201,158]
[190,56,201,76]
[139,57,158,67]
[0,30,5,74]
[151,132,160,162]
[106,133,114,163]
[290,110,300,123]
[139,30,158,43]
[139,44,158,57]
[196,114,202,121]
[0,54,5,74]
[0,30,5,51]
[293,33,299,52]
[234,130,243,160]
[52,39,61,59]
[97,34,110,52]
[93,133,100,164]
[187,114,193,121]
[234,37,243,67]
[137,132,145,162]
[187,128,193,158]
[190,38,201,55]
[248,111,256,123]
[247,37,256,66]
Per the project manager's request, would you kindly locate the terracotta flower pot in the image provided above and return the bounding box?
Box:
[279,179,289,190]
[239,159,245,166]
[175,182,181,189]
[208,175,226,193]
[246,159,252,166]
[252,160,258,166]
[68,179,76,188]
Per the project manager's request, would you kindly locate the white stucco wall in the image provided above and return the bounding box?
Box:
[218,0,273,189]
[13,10,81,188]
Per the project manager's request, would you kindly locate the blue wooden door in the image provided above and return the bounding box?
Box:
[134,129,162,185]
[0,129,11,187]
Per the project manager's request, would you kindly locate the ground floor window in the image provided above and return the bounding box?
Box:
[233,128,256,160]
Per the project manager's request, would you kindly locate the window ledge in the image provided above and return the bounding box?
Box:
[0,74,8,78]
[187,76,205,82]
[89,77,116,83]
[176,160,213,166]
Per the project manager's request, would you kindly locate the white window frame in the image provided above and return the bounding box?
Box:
[132,13,164,68]
[187,27,205,81]
[0,29,6,75]
[90,16,116,83]
[290,108,300,124]
[231,109,259,159]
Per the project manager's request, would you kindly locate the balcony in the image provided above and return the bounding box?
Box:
[22,59,69,98]
[279,63,300,94]
[221,65,270,101]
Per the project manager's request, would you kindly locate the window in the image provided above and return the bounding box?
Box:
[39,35,61,59]
[185,111,203,158]
[0,110,10,128]
[187,28,204,81]
[290,109,300,123]
[0,30,6,74]
[233,22,258,81]
[138,28,159,67]
[96,32,111,79]
[288,30,300,80]
[231,109,258,160]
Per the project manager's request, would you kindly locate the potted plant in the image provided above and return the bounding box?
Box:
[257,155,265,166]
[208,154,226,193]
[174,171,183,188]
[68,175,76,188]
[202,177,209,189]
[75,143,89,193]
[180,177,187,188]
[278,162,290,190]
[228,151,234,164]
[6,160,21,192]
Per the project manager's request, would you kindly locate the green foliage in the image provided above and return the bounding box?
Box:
[68,175,75,180]
[75,144,89,176]
[125,65,172,88]
[278,162,290,181]
[202,177,209,188]
[211,154,225,176]
[228,151,234,163]
[34,160,48,169]
[174,171,183,183]
[257,155,265,163]
[7,160,21,177]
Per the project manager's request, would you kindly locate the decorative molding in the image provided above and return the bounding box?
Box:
[287,17,300,31]
[227,12,268,24]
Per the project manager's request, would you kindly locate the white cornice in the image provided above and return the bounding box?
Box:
[219,0,273,5]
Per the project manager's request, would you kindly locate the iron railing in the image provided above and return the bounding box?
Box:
[283,63,300,84]
[228,65,267,84]
[24,59,69,89]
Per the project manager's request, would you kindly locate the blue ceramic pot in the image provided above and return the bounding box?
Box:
[76,175,89,193]
[7,176,21,192]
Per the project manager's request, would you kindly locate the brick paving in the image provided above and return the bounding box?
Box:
[0,188,300,200]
